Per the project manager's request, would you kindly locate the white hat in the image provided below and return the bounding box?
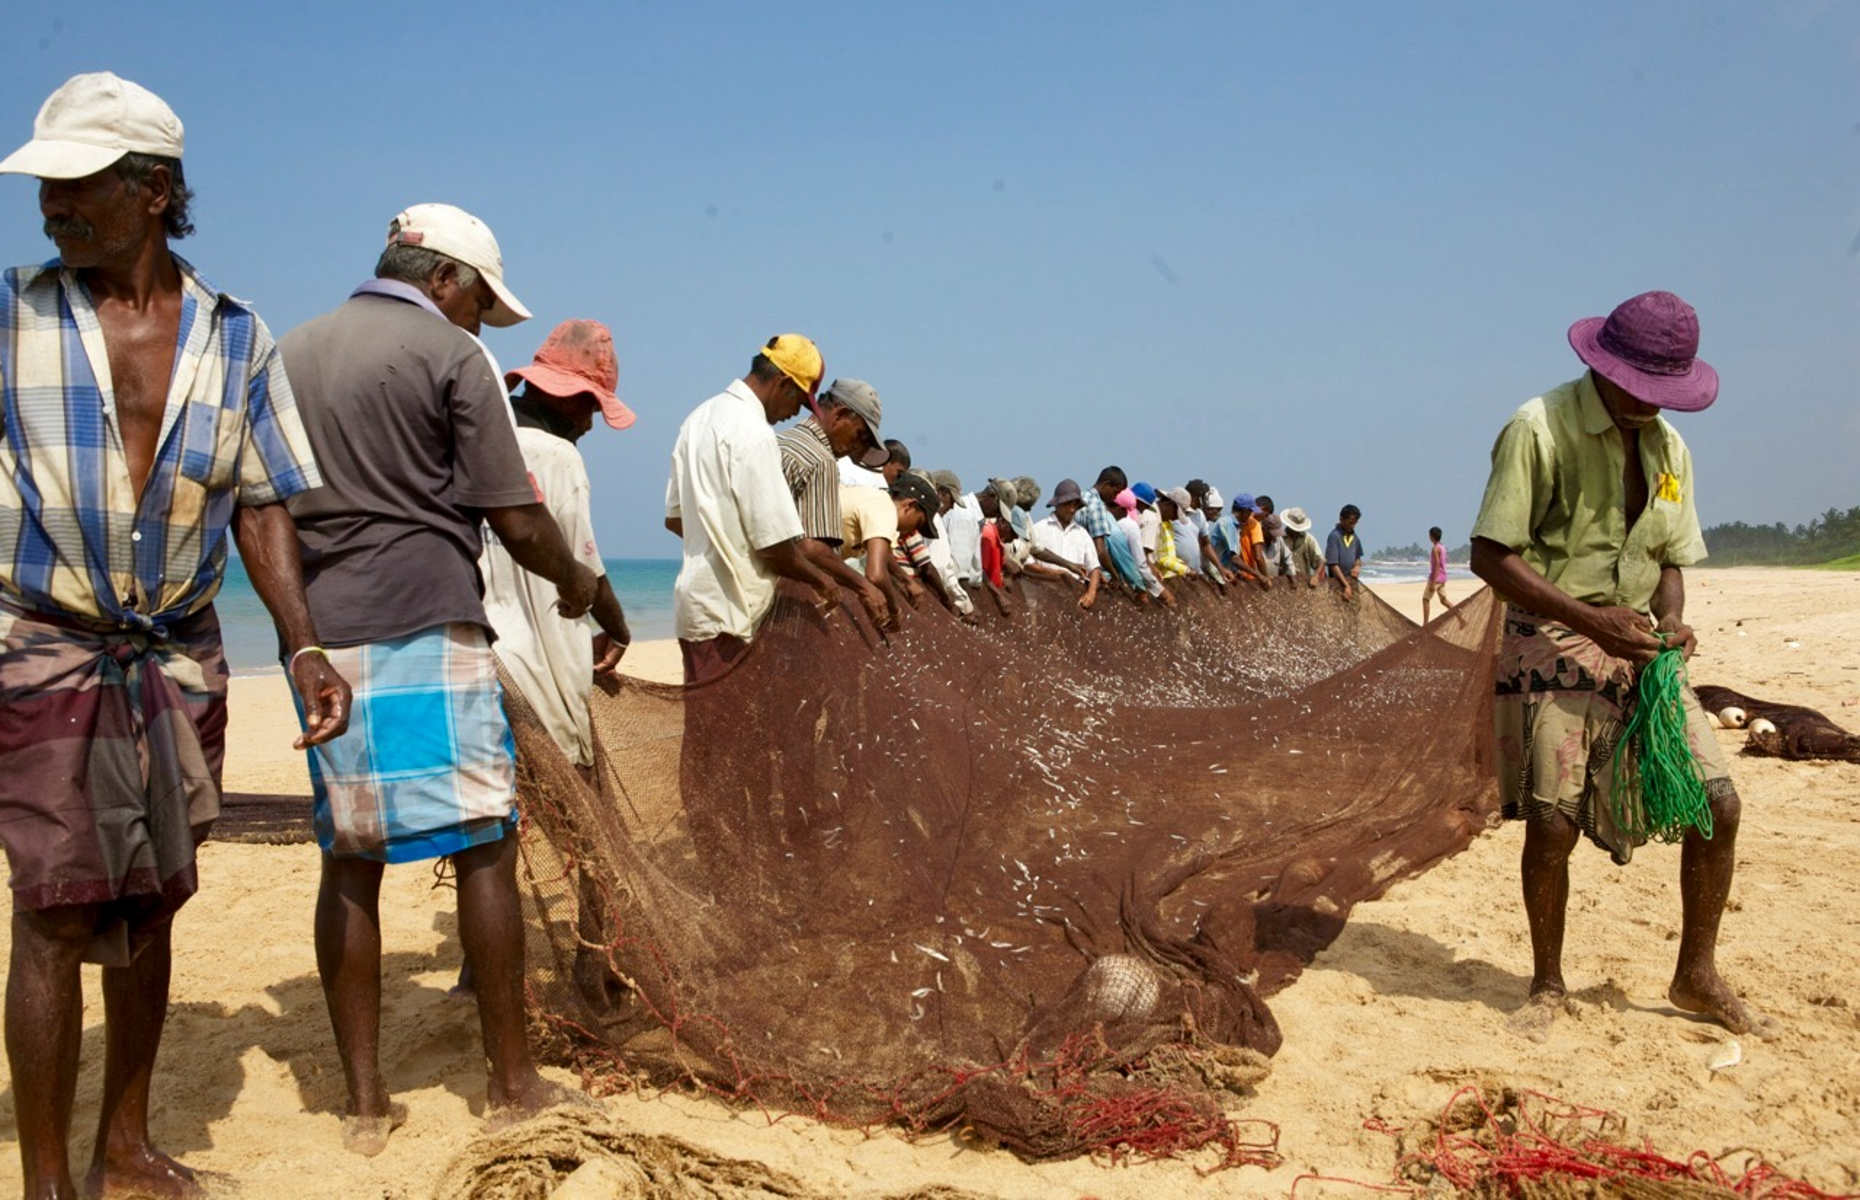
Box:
[0,72,184,180]
[385,203,530,328]
[1202,486,1224,509]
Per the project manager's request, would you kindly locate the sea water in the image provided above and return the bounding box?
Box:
[216,558,680,674]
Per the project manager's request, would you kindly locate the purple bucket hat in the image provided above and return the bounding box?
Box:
[1567,290,1718,413]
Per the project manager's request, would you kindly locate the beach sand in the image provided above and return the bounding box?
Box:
[3,568,1856,1196]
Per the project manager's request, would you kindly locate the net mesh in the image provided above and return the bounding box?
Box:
[506,578,1504,1161]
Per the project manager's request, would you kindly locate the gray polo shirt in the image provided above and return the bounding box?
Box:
[280,283,536,648]
[1325,525,1366,572]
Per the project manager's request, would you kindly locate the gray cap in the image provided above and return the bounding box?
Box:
[928,468,962,496]
[822,378,888,469]
[1164,486,1194,514]
[983,477,1018,508]
[1014,476,1039,509]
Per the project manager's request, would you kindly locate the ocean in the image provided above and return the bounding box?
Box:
[213,555,1470,674]
[217,557,681,674]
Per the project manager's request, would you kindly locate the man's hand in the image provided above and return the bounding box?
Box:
[290,652,352,750]
[593,632,627,676]
[1339,579,1354,600]
[555,563,600,619]
[1584,605,1664,663]
[1654,616,1699,661]
[857,580,894,630]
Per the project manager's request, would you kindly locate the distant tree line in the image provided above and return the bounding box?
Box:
[1374,505,1860,567]
[1377,541,1472,563]
[1701,506,1860,566]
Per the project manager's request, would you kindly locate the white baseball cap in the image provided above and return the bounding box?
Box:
[1203,486,1224,509]
[0,72,183,180]
[385,203,530,327]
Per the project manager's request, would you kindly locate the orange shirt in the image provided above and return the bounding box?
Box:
[1240,513,1264,571]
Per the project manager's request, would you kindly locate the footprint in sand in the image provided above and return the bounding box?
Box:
[1506,994,1573,1043]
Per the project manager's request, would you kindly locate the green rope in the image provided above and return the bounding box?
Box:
[1610,648,1713,844]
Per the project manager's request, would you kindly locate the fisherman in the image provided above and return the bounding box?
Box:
[777,377,892,629]
[1279,506,1326,589]
[665,335,838,684]
[1469,290,1765,1036]
[476,318,636,1008]
[1326,504,1365,599]
[0,71,349,1199]
[282,203,617,1152]
[1029,479,1104,609]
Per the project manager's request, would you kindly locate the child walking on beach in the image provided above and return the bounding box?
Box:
[1423,526,1450,622]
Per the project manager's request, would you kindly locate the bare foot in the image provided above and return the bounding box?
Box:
[1669,971,1778,1038]
[485,1076,596,1131]
[340,1102,408,1157]
[1506,987,1568,1042]
[83,1146,204,1199]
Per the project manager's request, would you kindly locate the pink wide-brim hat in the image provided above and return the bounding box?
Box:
[1567,290,1718,413]
[506,318,635,429]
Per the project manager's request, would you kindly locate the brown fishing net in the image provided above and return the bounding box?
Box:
[505,577,1505,1162]
[1694,685,1860,763]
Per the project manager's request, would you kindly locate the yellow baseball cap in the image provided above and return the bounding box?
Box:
[760,334,823,399]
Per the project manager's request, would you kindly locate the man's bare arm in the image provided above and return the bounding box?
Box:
[1470,536,1664,663]
[1648,565,1696,658]
[232,503,350,748]
[486,502,600,619]
[755,537,836,606]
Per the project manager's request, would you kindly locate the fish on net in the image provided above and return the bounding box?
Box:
[506,577,1504,1162]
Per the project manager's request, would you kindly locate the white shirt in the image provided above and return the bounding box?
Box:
[1138,507,1161,554]
[1031,514,1096,570]
[482,425,604,765]
[925,510,974,614]
[664,380,804,642]
[837,458,888,490]
[945,494,984,583]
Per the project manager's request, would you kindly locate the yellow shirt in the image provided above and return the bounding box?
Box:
[1470,372,1706,614]
[838,485,898,559]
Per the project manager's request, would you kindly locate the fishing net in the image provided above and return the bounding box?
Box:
[505,577,1505,1162]
[1694,685,1860,764]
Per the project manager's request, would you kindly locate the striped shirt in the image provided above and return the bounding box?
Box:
[0,257,320,631]
[776,416,842,545]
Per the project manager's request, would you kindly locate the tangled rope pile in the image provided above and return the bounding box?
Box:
[1613,649,1715,844]
[1289,1084,1855,1199]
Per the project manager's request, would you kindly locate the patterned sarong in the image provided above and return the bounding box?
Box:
[0,603,228,964]
[300,622,517,862]
[1494,606,1731,865]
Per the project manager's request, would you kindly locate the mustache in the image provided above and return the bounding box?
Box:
[43,216,93,241]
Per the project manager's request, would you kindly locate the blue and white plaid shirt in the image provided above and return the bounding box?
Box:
[1077,489,1118,541]
[0,256,321,632]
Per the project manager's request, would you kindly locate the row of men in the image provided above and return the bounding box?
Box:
[0,73,635,1192]
[660,344,1374,683]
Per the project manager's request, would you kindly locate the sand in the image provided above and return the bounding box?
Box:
[3,567,1856,1197]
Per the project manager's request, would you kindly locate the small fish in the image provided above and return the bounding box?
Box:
[1709,1040,1742,1072]
[911,987,933,998]
[914,943,950,962]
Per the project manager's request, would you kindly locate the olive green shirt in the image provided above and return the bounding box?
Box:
[1470,372,1707,614]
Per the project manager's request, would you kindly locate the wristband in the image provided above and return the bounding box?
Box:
[289,645,328,671]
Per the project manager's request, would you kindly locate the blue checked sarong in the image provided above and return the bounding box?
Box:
[297,622,517,862]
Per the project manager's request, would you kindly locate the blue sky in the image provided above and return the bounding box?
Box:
[4,0,1856,556]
